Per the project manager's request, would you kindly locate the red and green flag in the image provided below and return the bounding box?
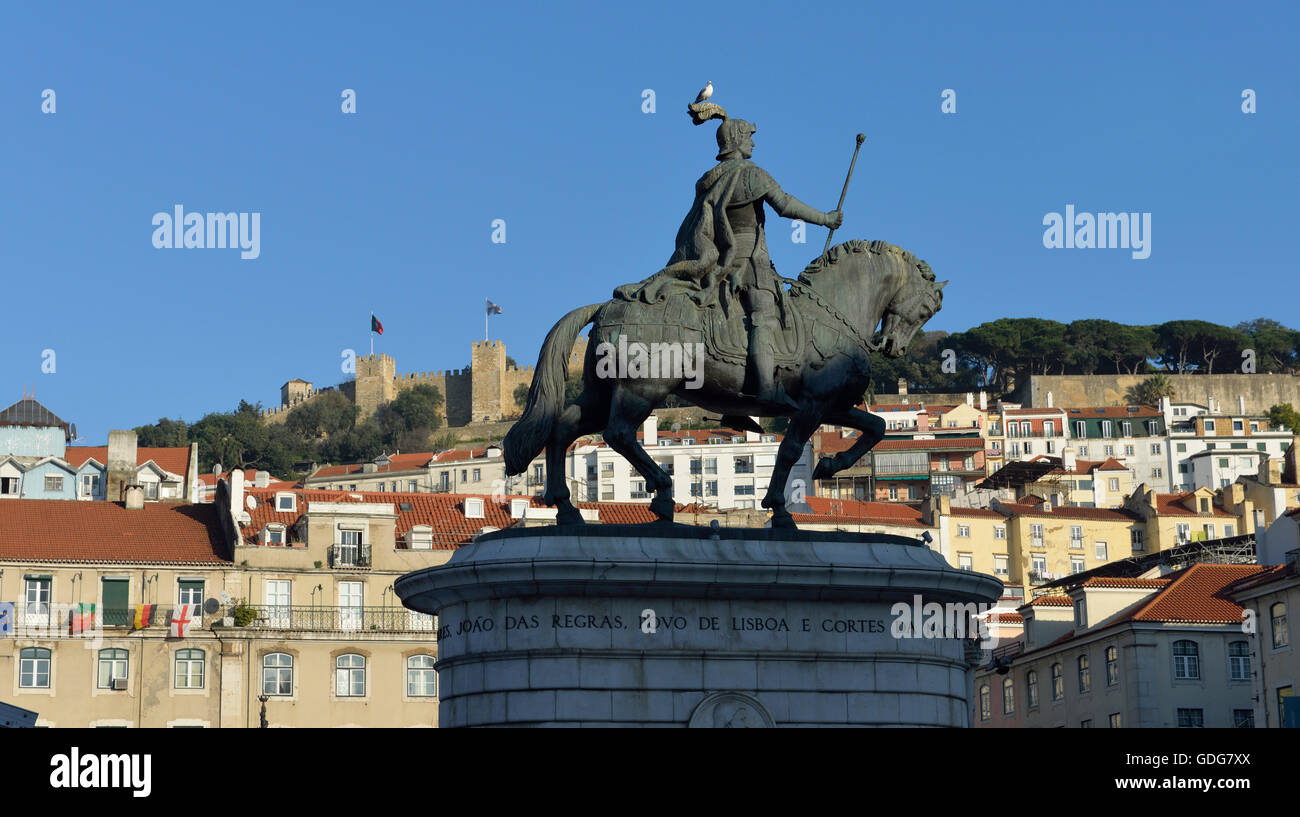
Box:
[70,602,96,635]
[371,314,383,335]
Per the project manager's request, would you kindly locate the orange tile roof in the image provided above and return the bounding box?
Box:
[874,438,984,451]
[1000,503,1139,522]
[63,445,191,476]
[1154,492,1235,517]
[1025,596,1073,607]
[1129,564,1267,624]
[0,499,228,564]
[1004,408,1066,416]
[949,507,1004,518]
[792,497,928,528]
[1080,577,1171,589]
[1065,406,1162,418]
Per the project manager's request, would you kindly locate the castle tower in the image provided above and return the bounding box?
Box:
[355,354,397,420]
[471,340,507,423]
[280,378,313,407]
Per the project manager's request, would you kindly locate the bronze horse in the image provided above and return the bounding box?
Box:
[504,239,944,528]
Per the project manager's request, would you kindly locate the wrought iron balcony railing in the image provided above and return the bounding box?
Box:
[328,543,372,568]
[245,605,435,633]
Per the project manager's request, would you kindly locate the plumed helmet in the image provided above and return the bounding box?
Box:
[716,118,756,160]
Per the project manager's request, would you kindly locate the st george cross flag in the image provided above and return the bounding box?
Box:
[70,602,96,635]
[486,299,502,316]
[133,604,157,630]
[0,602,13,637]
[170,604,198,638]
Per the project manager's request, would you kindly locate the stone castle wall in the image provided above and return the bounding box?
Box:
[1020,373,1300,415]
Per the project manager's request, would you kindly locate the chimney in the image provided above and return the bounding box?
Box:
[1046,391,1054,408]
[979,391,987,411]
[898,378,908,396]
[124,484,144,509]
[1158,395,1171,414]
[230,468,246,522]
[254,470,270,488]
[1063,446,1077,472]
[745,416,760,443]
[966,392,974,407]
[643,415,657,447]
[106,429,138,502]
[1238,395,1246,415]
[184,442,199,501]
[1208,395,1217,414]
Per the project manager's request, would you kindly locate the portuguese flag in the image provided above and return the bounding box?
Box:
[371,314,383,335]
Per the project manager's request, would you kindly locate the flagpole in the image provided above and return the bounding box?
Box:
[370,312,374,357]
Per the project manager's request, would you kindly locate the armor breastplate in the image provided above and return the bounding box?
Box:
[727,200,765,261]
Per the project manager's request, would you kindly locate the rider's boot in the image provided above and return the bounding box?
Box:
[749,322,798,411]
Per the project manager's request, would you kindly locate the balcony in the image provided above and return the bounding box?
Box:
[244,605,435,633]
[328,543,372,569]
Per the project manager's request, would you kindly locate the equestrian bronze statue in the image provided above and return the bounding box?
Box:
[503,98,945,528]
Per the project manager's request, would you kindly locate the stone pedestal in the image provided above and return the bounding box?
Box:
[395,525,1002,727]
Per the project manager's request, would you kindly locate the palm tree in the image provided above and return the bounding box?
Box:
[1125,374,1175,407]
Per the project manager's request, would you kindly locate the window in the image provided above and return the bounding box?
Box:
[1026,671,1039,708]
[1233,709,1255,728]
[174,649,204,689]
[1030,523,1044,546]
[1070,557,1085,574]
[689,458,702,475]
[1044,421,1055,437]
[1074,420,1086,438]
[1080,719,1092,728]
[409,480,419,491]
[19,647,51,688]
[994,555,1008,576]
[1106,646,1119,685]
[275,493,295,512]
[600,461,614,475]
[1151,467,1163,480]
[1271,602,1289,649]
[265,526,284,545]
[179,579,204,612]
[1131,529,1145,551]
[1232,420,1244,432]
[1176,523,1190,543]
[1228,641,1250,681]
[25,577,51,618]
[994,525,1006,540]
[734,483,754,496]
[143,481,159,500]
[1031,556,1047,576]
[1177,442,1187,453]
[1078,655,1091,694]
[1024,442,1032,455]
[264,580,291,628]
[1224,524,1235,537]
[101,577,129,627]
[335,654,366,697]
[1109,713,1121,728]
[979,684,991,721]
[1078,445,1088,457]
[1069,525,1083,547]
[97,648,129,689]
[958,554,973,571]
[81,473,100,496]
[1177,708,1204,728]
[1205,420,1215,432]
[1049,663,1064,701]
[44,475,64,492]
[1278,686,1294,727]
[1094,541,1108,561]
[1107,478,1119,491]
[1173,640,1200,679]
[262,653,293,696]
[734,456,754,474]
[1151,443,1162,455]
[1100,420,1113,437]
[337,528,363,566]
[339,582,363,631]
[1104,445,1114,456]
[888,487,898,500]
[1204,523,1216,539]
[0,476,18,495]
[407,655,437,697]
[957,525,970,538]
[1002,677,1015,715]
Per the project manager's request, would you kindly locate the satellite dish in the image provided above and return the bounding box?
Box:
[203,597,221,615]
[213,463,222,477]
[70,423,78,441]
[219,590,233,605]
[246,495,257,511]
[671,422,681,433]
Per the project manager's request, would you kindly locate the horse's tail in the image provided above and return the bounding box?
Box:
[503,303,601,475]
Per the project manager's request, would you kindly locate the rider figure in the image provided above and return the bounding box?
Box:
[712,119,843,408]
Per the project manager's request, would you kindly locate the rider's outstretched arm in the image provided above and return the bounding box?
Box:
[765,189,841,229]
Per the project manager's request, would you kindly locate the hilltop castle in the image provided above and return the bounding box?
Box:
[262,338,588,427]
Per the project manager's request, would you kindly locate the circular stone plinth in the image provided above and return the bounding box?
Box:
[395,524,1002,728]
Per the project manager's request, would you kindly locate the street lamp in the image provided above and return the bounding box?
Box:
[258,694,268,728]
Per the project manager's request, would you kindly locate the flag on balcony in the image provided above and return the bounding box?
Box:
[170,604,198,638]
[132,604,157,630]
[0,602,12,637]
[70,602,96,635]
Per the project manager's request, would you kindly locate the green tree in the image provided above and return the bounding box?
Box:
[513,383,530,411]
[134,417,189,447]
[1236,318,1299,373]
[1267,404,1300,434]
[381,384,444,439]
[285,390,358,439]
[1125,374,1176,407]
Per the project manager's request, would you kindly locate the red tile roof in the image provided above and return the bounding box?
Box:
[1025,596,1073,607]
[998,501,1139,522]
[63,445,191,476]
[1154,492,1235,517]
[1080,577,1171,589]
[0,499,228,564]
[1065,406,1162,418]
[874,438,985,451]
[1004,408,1066,416]
[792,496,928,528]
[1129,564,1266,624]
[949,506,1004,518]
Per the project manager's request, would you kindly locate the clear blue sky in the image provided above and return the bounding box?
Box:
[2,1,1296,443]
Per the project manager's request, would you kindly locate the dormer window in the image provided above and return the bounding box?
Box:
[407,525,433,550]
[510,499,530,518]
[263,524,286,546]
[275,493,296,512]
[465,497,484,519]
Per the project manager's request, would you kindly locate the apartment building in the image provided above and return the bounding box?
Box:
[1163,397,1294,492]
[1064,405,1169,492]
[1225,552,1299,727]
[305,448,506,495]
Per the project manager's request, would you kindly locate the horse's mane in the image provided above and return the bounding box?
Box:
[795,239,934,287]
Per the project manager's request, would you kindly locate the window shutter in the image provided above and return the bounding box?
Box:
[361,544,372,566]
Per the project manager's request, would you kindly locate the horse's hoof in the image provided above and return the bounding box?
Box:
[556,507,586,526]
[649,494,675,521]
[770,511,798,530]
[812,456,836,480]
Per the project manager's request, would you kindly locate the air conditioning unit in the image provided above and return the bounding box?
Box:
[111,678,128,691]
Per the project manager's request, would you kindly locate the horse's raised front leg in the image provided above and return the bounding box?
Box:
[762,411,822,530]
[811,407,885,480]
[544,388,606,526]
[602,384,675,521]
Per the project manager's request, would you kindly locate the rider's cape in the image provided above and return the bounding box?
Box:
[613,159,782,312]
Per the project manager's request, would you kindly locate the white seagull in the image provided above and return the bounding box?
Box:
[694,81,713,104]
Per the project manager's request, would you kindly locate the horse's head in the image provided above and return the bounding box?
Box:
[878,261,945,358]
